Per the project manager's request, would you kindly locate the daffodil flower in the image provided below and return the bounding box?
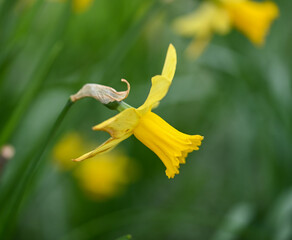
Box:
[173,0,279,58]
[222,0,279,46]
[173,1,231,58]
[72,44,204,178]
[74,153,133,200]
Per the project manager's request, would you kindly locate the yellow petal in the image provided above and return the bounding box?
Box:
[73,108,140,162]
[93,108,140,138]
[223,0,279,45]
[72,134,131,162]
[138,75,171,113]
[133,112,203,178]
[138,45,177,113]
[161,44,177,82]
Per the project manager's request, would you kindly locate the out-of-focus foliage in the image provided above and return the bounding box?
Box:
[0,0,291,239]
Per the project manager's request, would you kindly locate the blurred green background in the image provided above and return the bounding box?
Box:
[0,0,292,239]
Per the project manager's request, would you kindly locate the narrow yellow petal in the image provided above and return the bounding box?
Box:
[93,108,140,138]
[161,44,177,82]
[138,75,171,113]
[73,108,140,162]
[138,45,177,113]
[72,134,131,162]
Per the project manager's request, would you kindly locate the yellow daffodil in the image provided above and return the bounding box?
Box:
[222,0,279,46]
[173,0,279,57]
[73,44,204,179]
[53,132,85,170]
[74,154,132,200]
[53,132,134,200]
[173,1,231,58]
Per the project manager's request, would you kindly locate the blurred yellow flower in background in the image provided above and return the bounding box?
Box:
[53,132,134,200]
[173,0,279,58]
[53,132,85,170]
[173,1,231,58]
[222,0,279,46]
[73,44,204,179]
[74,154,131,200]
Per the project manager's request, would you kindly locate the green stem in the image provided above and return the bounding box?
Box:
[116,101,133,112]
[0,99,74,238]
[105,100,133,112]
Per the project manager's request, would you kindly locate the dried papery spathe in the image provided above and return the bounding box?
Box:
[70,79,130,104]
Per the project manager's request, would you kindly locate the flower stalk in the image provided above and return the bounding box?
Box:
[105,101,133,112]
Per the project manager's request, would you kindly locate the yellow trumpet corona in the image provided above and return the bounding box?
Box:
[73,44,204,178]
